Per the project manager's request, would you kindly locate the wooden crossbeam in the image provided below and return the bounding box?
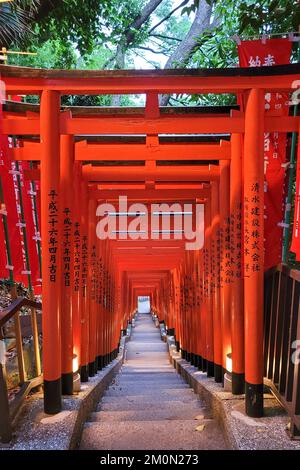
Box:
[89,188,210,200]
[4,115,299,136]
[11,140,230,161]
[0,63,299,94]
[82,164,219,182]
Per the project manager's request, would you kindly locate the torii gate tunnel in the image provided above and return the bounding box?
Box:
[0,63,300,420]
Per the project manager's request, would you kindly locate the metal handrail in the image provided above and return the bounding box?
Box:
[0,297,42,328]
[0,296,42,443]
[264,264,300,439]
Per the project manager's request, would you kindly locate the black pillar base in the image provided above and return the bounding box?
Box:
[197,355,203,371]
[61,372,73,395]
[122,328,127,336]
[80,365,89,382]
[181,349,186,359]
[44,378,62,415]
[88,361,96,377]
[232,372,245,395]
[176,341,180,352]
[190,353,196,366]
[186,352,191,363]
[202,358,207,372]
[222,367,226,385]
[290,423,300,438]
[214,363,223,383]
[245,382,264,417]
[97,355,103,370]
[207,361,214,378]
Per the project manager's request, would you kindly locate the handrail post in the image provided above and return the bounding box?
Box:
[0,359,12,443]
[0,331,12,443]
[29,291,41,378]
[290,301,300,438]
[11,285,26,385]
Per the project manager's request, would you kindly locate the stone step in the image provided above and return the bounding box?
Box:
[112,377,185,384]
[90,407,209,422]
[80,419,227,450]
[98,398,202,412]
[128,344,167,350]
[108,383,189,390]
[115,372,181,377]
[104,385,192,397]
[80,312,227,450]
[101,389,197,402]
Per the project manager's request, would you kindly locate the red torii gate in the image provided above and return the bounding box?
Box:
[0,63,299,420]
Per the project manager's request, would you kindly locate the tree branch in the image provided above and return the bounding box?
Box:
[149,0,190,34]
[125,0,164,46]
[135,45,168,55]
[160,0,214,106]
[151,33,182,42]
[112,0,164,104]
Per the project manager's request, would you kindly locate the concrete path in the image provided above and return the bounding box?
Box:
[80,313,227,450]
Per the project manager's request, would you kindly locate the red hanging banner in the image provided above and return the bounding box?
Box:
[291,142,300,261]
[238,38,292,270]
[19,160,41,287]
[0,137,26,282]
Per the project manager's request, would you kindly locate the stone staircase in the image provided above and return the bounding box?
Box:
[80,313,227,450]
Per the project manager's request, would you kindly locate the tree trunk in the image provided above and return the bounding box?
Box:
[160,0,213,106]
[112,0,164,105]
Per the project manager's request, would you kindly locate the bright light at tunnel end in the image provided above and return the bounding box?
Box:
[96,196,204,251]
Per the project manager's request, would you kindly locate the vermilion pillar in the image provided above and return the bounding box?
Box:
[96,242,104,370]
[72,162,82,376]
[230,134,245,394]
[204,202,214,376]
[60,135,74,395]
[211,182,222,382]
[219,159,231,379]
[80,182,89,382]
[41,90,62,414]
[244,88,265,417]
[88,197,98,376]
[194,250,202,369]
[200,251,207,372]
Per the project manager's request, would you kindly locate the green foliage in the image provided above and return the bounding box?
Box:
[8,37,77,69]
[238,0,300,34]
[33,0,145,55]
[36,0,112,55]
[0,0,39,45]
[3,0,300,106]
